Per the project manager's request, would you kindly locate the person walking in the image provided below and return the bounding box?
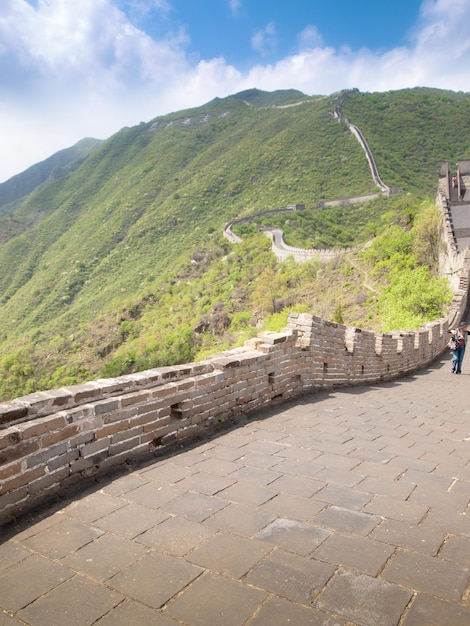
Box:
[450,322,468,374]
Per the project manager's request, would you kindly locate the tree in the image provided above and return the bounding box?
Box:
[251,267,284,314]
[412,202,443,271]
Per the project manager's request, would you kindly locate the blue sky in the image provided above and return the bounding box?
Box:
[0,0,468,181]
[135,1,423,66]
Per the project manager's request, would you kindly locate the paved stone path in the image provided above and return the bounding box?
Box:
[0,352,469,625]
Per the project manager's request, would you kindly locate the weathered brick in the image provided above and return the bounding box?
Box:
[18,414,68,439]
[0,429,22,450]
[28,467,70,495]
[67,431,94,448]
[120,391,151,408]
[130,410,169,428]
[94,421,130,439]
[26,442,69,469]
[48,449,79,472]
[103,407,136,424]
[99,443,151,471]
[1,467,45,495]
[80,437,111,459]
[93,398,120,415]
[40,424,79,448]
[108,436,141,456]
[0,402,29,426]
[0,440,40,465]
[0,461,22,481]
[0,486,28,509]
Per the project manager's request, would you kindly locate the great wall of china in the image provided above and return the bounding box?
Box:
[1,94,469,526]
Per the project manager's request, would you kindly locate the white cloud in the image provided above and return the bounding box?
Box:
[297,25,323,50]
[229,0,242,13]
[251,22,278,57]
[1,0,470,182]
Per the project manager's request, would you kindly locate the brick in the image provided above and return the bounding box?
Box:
[108,437,141,456]
[0,461,22,481]
[48,449,80,472]
[1,467,45,495]
[111,426,143,444]
[315,570,412,625]
[120,391,150,408]
[0,402,29,426]
[40,424,79,447]
[26,442,69,469]
[0,440,40,465]
[93,398,120,415]
[17,414,68,439]
[27,467,71,495]
[80,437,111,459]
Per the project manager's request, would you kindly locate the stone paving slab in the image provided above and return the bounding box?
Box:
[0,354,469,625]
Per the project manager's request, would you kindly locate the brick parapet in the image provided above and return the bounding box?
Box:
[0,313,456,526]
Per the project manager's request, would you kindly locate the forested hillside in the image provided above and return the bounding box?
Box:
[0,87,465,400]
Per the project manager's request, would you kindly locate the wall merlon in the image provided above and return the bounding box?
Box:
[63,382,102,404]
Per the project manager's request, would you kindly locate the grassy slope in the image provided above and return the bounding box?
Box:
[0,95,373,336]
[0,88,464,398]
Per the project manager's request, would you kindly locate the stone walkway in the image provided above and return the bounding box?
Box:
[0,353,469,625]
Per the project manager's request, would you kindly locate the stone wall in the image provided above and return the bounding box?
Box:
[0,310,457,526]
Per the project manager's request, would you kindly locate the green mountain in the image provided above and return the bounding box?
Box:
[0,138,102,215]
[0,87,465,400]
[227,88,308,107]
